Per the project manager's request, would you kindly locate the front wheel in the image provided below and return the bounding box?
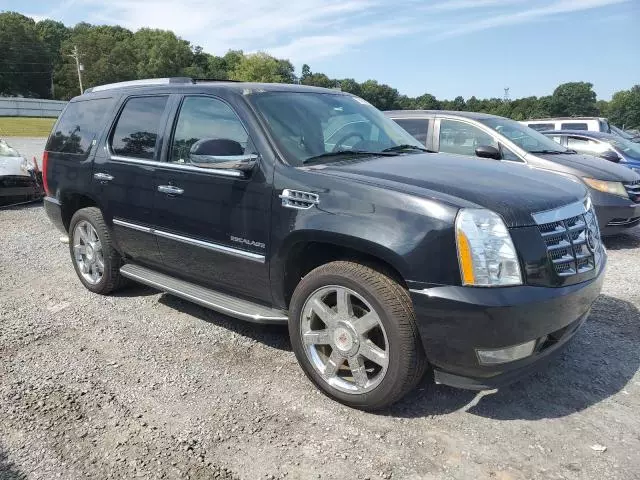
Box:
[289,261,427,410]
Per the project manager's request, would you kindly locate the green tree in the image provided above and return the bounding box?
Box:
[301,64,311,81]
[551,81,598,116]
[607,86,640,129]
[414,93,440,110]
[0,12,51,97]
[133,29,193,78]
[359,80,400,110]
[336,78,361,97]
[230,52,294,83]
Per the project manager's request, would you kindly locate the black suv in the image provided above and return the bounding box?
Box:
[43,78,605,410]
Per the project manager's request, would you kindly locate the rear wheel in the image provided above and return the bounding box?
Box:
[69,207,124,294]
[289,261,427,410]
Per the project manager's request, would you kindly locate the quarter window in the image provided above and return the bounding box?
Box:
[170,96,252,165]
[47,98,112,156]
[111,96,168,160]
[439,119,497,157]
[393,118,430,145]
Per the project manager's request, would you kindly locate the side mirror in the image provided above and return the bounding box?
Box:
[600,149,621,163]
[475,145,501,160]
[189,138,258,175]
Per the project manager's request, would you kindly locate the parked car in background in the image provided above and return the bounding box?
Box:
[522,117,610,133]
[0,139,43,206]
[386,110,640,235]
[609,124,640,143]
[42,78,607,410]
[542,130,640,174]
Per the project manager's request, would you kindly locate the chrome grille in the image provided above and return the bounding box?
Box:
[624,179,640,203]
[534,199,602,278]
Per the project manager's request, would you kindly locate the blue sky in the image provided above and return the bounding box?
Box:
[6,0,639,100]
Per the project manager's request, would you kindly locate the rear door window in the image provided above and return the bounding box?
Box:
[393,118,430,145]
[46,98,113,156]
[110,96,169,160]
[561,122,588,131]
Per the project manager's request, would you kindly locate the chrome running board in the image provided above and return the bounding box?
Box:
[120,264,288,325]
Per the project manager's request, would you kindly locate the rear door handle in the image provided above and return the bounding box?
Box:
[94,172,114,182]
[157,185,184,196]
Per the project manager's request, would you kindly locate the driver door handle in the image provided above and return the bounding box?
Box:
[157,185,184,196]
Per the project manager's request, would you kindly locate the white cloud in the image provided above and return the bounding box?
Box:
[38,0,630,64]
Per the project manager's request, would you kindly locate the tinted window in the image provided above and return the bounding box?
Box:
[527,123,555,132]
[561,122,588,130]
[394,118,430,145]
[439,119,497,157]
[170,96,250,165]
[111,96,168,160]
[46,98,112,155]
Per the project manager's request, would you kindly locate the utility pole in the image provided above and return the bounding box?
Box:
[67,45,84,94]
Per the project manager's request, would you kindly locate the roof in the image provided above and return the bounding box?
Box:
[81,77,348,97]
[540,130,619,140]
[384,110,501,120]
[525,117,607,122]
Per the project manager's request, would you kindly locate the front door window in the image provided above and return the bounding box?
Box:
[439,119,497,157]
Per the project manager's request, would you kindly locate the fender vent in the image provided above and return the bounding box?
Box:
[279,189,319,210]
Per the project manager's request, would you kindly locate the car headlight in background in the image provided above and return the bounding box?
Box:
[582,178,629,198]
[455,208,522,287]
[19,157,37,173]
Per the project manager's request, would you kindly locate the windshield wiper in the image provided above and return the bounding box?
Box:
[529,149,567,154]
[302,150,398,165]
[381,144,431,153]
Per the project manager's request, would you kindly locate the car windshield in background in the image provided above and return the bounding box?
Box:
[610,124,635,140]
[0,140,20,157]
[480,117,569,154]
[611,137,640,160]
[247,92,424,166]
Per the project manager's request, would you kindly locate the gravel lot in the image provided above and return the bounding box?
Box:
[1,193,639,479]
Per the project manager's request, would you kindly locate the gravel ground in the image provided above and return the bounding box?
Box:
[1,205,639,480]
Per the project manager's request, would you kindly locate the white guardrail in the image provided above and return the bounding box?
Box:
[0,98,66,118]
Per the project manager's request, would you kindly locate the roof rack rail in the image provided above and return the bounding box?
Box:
[84,77,194,93]
[192,78,240,83]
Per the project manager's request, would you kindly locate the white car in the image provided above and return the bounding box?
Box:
[0,139,43,206]
[521,117,611,133]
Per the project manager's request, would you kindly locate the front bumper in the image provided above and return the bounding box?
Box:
[409,257,606,390]
[590,189,640,235]
[0,174,43,205]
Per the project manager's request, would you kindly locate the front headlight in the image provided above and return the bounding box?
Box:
[455,208,522,287]
[19,157,36,172]
[582,178,628,198]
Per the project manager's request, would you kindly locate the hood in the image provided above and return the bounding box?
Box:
[532,152,640,182]
[308,153,588,228]
[0,156,29,178]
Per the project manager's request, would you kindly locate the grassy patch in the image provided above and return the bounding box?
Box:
[0,117,56,137]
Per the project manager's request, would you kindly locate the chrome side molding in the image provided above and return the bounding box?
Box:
[112,218,265,263]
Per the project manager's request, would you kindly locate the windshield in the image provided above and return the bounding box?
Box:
[0,140,20,157]
[610,137,640,160]
[479,117,569,153]
[247,91,423,165]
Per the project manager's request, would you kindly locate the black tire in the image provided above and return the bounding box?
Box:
[289,261,428,410]
[68,207,124,295]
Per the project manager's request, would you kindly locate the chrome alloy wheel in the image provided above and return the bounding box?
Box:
[300,286,389,394]
[72,220,104,285]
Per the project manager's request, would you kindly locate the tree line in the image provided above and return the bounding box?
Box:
[1,11,638,129]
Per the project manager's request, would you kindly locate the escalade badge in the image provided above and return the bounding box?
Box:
[230,236,265,249]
